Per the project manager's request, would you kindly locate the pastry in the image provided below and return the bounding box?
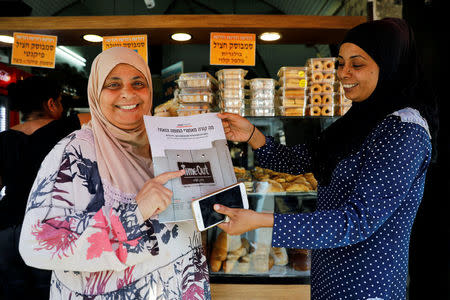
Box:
[210,232,228,264]
[285,183,310,192]
[289,249,310,271]
[271,247,288,266]
[223,259,238,273]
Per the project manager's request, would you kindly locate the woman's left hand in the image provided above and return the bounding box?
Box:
[214,204,274,235]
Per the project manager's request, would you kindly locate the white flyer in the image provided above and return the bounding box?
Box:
[144,113,237,223]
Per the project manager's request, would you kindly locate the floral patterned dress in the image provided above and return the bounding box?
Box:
[19,128,211,299]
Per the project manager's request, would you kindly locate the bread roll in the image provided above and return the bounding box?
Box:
[271,247,288,266]
[223,259,237,273]
[267,179,284,192]
[211,231,228,261]
[285,183,310,192]
[227,245,247,260]
[210,258,223,272]
[304,173,318,190]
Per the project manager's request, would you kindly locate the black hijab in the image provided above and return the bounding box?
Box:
[312,18,438,185]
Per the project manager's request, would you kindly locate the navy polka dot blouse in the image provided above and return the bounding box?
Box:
[254,108,431,300]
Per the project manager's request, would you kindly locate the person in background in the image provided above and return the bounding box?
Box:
[0,76,81,299]
[19,47,211,299]
[215,18,438,300]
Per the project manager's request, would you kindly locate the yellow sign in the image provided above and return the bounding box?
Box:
[210,32,256,66]
[11,32,57,68]
[102,35,148,62]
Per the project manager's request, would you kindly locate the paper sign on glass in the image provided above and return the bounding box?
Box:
[102,34,148,62]
[11,32,57,69]
[210,32,256,66]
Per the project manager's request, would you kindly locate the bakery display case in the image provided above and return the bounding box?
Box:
[152,64,345,285]
[206,116,338,284]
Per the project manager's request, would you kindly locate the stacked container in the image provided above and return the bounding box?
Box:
[175,72,218,116]
[276,67,308,116]
[216,69,248,116]
[306,57,340,117]
[337,84,352,116]
[249,78,277,116]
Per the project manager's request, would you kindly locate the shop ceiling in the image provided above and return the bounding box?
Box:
[0,0,365,45]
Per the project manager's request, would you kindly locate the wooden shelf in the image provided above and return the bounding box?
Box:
[0,14,366,45]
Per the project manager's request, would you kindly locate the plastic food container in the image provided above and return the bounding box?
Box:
[221,107,245,116]
[178,89,216,103]
[219,78,247,89]
[307,57,336,72]
[177,108,212,116]
[278,77,308,89]
[277,106,306,117]
[249,107,275,116]
[220,98,245,108]
[308,93,340,106]
[219,88,247,99]
[216,69,248,81]
[249,78,277,90]
[250,99,274,108]
[177,72,218,89]
[250,89,275,99]
[337,105,351,116]
[178,103,212,110]
[277,67,308,78]
[278,87,307,98]
[276,97,306,107]
[307,104,336,117]
[289,249,311,271]
[309,81,336,94]
[340,95,352,105]
[154,111,171,117]
[309,70,336,83]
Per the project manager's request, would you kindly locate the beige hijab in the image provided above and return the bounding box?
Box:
[86,47,153,195]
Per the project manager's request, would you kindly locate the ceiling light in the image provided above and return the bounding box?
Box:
[0,35,14,44]
[83,34,103,42]
[259,32,281,42]
[171,33,192,42]
[58,46,86,63]
[56,46,86,67]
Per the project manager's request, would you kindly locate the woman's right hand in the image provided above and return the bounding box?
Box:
[217,112,266,149]
[135,170,185,220]
[213,204,274,235]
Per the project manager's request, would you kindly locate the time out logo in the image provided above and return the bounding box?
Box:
[177,162,214,185]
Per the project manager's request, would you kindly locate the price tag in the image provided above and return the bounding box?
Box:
[210,32,255,66]
[102,35,148,62]
[11,32,57,68]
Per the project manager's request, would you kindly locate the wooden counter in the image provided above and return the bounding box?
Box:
[211,284,310,300]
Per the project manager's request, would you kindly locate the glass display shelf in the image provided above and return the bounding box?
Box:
[206,193,316,284]
[210,269,311,284]
[207,114,332,285]
[248,191,317,198]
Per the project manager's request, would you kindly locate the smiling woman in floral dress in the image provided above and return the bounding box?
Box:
[19,47,211,299]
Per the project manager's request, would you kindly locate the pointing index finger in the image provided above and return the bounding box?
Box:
[153,169,185,184]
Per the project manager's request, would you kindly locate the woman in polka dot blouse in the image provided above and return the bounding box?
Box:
[215,18,438,300]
